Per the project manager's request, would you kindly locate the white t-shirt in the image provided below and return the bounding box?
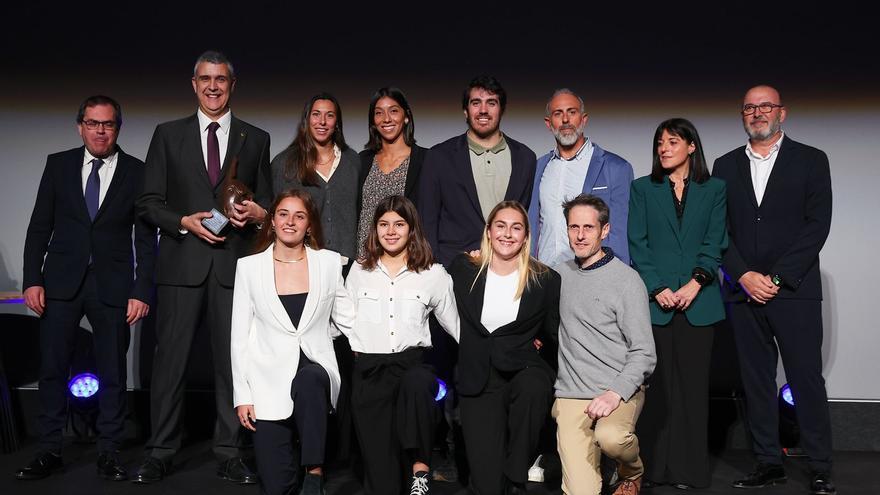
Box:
[480,268,522,333]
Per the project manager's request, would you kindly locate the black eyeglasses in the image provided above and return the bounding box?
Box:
[742,103,783,115]
[81,120,118,130]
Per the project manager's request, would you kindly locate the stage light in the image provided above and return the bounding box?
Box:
[435,378,448,402]
[68,373,100,398]
[781,383,795,407]
[778,382,803,454]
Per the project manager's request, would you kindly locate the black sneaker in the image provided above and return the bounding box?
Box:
[732,463,787,488]
[810,471,836,495]
[410,470,430,495]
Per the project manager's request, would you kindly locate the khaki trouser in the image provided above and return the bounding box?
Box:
[552,389,645,495]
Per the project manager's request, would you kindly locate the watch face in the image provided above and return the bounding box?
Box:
[772,275,781,286]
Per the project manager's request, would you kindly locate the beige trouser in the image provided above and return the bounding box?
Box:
[552,389,645,495]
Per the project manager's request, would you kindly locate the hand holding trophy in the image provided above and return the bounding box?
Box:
[202,156,254,235]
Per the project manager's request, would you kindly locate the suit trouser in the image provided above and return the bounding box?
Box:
[38,268,130,454]
[253,356,331,495]
[459,366,553,495]
[730,299,832,473]
[553,390,645,495]
[146,271,241,462]
[351,348,440,495]
[638,313,713,487]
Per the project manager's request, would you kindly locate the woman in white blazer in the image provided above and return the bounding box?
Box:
[230,189,354,495]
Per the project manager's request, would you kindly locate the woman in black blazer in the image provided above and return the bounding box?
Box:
[356,87,427,258]
[448,200,560,495]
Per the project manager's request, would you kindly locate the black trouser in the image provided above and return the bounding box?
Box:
[730,299,832,473]
[146,273,242,462]
[459,366,553,495]
[351,348,440,495]
[638,313,714,488]
[38,268,130,454]
[253,354,331,495]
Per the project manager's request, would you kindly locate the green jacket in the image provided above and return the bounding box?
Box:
[628,175,727,326]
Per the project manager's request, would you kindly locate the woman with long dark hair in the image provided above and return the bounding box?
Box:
[448,200,560,495]
[230,189,354,495]
[340,195,458,495]
[628,118,727,489]
[355,87,428,258]
[271,93,361,264]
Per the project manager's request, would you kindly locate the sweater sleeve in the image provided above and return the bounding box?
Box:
[607,273,656,400]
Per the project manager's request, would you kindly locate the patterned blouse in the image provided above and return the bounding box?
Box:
[356,156,410,258]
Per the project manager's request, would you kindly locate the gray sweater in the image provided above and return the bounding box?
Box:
[270,147,360,260]
[554,256,656,401]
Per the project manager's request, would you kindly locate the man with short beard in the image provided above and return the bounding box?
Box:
[713,85,835,495]
[528,89,634,267]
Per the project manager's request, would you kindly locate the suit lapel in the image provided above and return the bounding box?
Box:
[457,135,487,220]
[66,148,92,224]
[581,144,605,192]
[260,246,297,333]
[648,180,682,242]
[735,150,759,210]
[297,247,323,332]
[218,118,246,189]
[94,148,129,222]
[680,181,707,241]
[185,115,214,191]
[758,137,793,210]
[465,266,492,336]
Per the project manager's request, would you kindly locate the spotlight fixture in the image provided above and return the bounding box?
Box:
[68,373,100,399]
[435,378,448,402]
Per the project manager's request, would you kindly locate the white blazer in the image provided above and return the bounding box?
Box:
[230,244,355,421]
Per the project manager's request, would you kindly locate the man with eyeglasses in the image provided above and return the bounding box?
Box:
[18,95,155,481]
[134,50,271,484]
[713,85,835,495]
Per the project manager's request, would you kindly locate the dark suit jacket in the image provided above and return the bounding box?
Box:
[137,114,272,288]
[449,254,560,397]
[419,134,537,266]
[628,175,728,326]
[357,145,427,209]
[23,146,155,307]
[712,136,832,301]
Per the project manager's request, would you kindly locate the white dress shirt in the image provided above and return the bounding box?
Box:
[81,149,118,207]
[746,133,784,206]
[197,108,232,169]
[537,139,594,267]
[480,268,522,333]
[342,260,459,354]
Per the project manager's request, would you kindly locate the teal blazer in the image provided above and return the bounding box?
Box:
[628,175,727,326]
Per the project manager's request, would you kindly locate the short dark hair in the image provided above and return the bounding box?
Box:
[461,75,507,113]
[650,118,710,184]
[360,195,434,273]
[364,87,417,152]
[562,194,610,226]
[76,95,122,128]
[193,50,235,79]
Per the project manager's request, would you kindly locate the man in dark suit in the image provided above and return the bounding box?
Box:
[18,95,154,481]
[134,50,271,484]
[419,75,537,267]
[713,85,835,495]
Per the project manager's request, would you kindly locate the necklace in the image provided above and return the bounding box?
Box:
[274,256,305,264]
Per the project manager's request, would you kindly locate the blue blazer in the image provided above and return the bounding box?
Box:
[528,143,633,264]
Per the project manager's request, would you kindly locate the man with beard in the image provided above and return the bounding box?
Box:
[419,75,537,266]
[713,85,835,495]
[528,89,634,267]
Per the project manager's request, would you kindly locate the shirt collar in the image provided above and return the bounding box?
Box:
[377,259,409,279]
[745,131,784,160]
[83,148,117,168]
[197,108,232,135]
[467,132,508,155]
[576,246,614,271]
[551,137,592,161]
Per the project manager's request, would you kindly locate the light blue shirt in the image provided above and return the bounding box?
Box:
[537,139,594,267]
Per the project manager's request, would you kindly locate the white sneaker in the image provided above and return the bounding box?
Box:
[527,454,544,483]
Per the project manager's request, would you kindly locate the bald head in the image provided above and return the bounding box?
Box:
[741,85,786,142]
[744,85,782,106]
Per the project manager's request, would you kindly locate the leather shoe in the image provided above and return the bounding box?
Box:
[732,463,786,488]
[97,452,128,481]
[299,472,325,495]
[810,471,836,495]
[131,456,169,484]
[15,452,63,480]
[217,457,258,484]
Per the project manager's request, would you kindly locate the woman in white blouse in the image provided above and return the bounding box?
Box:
[448,200,561,495]
[230,189,354,495]
[341,195,458,495]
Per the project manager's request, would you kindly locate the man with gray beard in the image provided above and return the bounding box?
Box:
[528,89,634,267]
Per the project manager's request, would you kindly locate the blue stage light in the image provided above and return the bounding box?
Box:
[68,373,100,399]
[781,383,795,407]
[435,378,447,401]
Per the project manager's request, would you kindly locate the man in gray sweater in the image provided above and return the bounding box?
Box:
[552,194,655,495]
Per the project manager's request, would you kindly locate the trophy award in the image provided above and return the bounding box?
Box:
[202,156,254,236]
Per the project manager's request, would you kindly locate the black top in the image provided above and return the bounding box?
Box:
[279,292,309,328]
[669,176,690,222]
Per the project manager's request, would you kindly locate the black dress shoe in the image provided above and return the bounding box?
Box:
[732,463,787,488]
[132,456,169,484]
[97,452,128,481]
[299,472,325,495]
[810,472,836,495]
[15,452,63,480]
[217,457,258,484]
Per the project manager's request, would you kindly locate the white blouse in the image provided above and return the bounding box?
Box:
[480,268,521,333]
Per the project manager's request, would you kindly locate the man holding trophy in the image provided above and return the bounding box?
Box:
[135,50,272,484]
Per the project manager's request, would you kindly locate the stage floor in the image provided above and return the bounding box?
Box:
[1,441,877,494]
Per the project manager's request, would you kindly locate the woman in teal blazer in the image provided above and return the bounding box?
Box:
[628,118,727,489]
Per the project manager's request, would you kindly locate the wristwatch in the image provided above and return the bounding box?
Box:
[771,274,782,287]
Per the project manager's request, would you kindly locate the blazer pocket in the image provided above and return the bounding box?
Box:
[356,288,382,324]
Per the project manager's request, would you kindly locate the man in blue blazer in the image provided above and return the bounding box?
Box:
[18,95,155,481]
[528,89,634,266]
